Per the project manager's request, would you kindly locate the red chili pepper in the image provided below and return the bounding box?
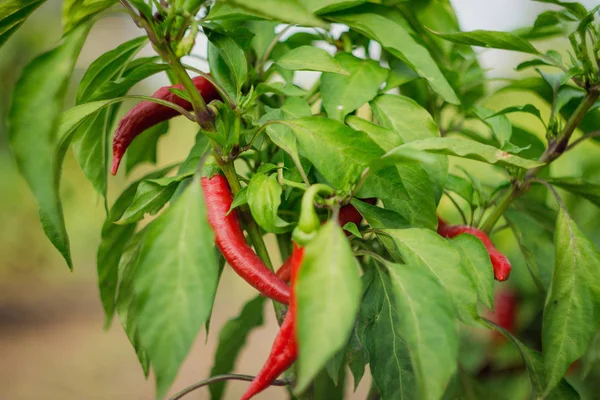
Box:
[201,174,290,304]
[111,76,220,175]
[275,255,293,283]
[437,217,511,281]
[241,244,304,400]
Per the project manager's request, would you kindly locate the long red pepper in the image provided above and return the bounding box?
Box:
[241,244,304,400]
[490,288,517,342]
[201,174,290,304]
[437,217,511,281]
[275,198,376,282]
[111,76,220,175]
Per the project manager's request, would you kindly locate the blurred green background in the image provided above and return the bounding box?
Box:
[1,0,599,399]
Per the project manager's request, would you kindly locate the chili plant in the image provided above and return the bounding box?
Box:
[4,0,600,399]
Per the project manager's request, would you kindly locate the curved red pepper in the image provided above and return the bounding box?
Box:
[241,244,304,400]
[111,76,220,175]
[201,174,290,304]
[437,217,511,281]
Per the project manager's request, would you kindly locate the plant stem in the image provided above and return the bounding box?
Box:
[220,161,287,323]
[479,88,600,233]
[169,374,289,400]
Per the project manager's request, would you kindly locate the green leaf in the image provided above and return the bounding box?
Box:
[247,172,291,233]
[321,52,387,121]
[300,0,367,14]
[533,0,588,19]
[117,173,193,224]
[125,121,169,174]
[93,60,169,100]
[277,45,350,75]
[430,29,540,54]
[545,177,600,209]
[228,186,248,213]
[223,0,327,28]
[0,0,46,49]
[370,94,448,202]
[389,137,544,169]
[62,0,116,34]
[328,8,459,104]
[77,36,148,103]
[444,174,473,203]
[382,228,478,323]
[542,209,600,395]
[296,221,361,393]
[361,261,458,400]
[384,57,419,90]
[179,133,211,175]
[474,106,513,146]
[208,41,237,100]
[7,23,91,269]
[256,81,308,97]
[490,321,580,400]
[350,198,409,229]
[206,31,248,93]
[345,115,403,152]
[209,296,266,400]
[449,235,495,309]
[131,179,219,398]
[282,116,383,190]
[98,164,176,326]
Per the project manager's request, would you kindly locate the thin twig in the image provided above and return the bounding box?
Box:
[169,374,290,400]
[566,130,600,151]
[443,191,468,225]
[258,25,294,77]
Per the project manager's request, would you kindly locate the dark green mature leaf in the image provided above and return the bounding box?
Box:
[77,36,148,103]
[489,321,580,400]
[321,52,387,121]
[346,321,368,390]
[389,137,544,169]
[542,209,600,395]
[277,45,350,75]
[430,29,540,54]
[449,235,495,309]
[247,172,291,233]
[7,24,91,269]
[383,229,478,323]
[361,261,458,400]
[131,179,219,398]
[545,177,600,209]
[370,94,448,202]
[328,7,459,104]
[118,173,193,224]
[283,117,383,190]
[0,0,45,48]
[296,221,361,393]
[125,121,169,174]
[210,296,266,400]
[223,0,327,27]
[98,164,176,326]
[206,31,247,94]
[62,0,116,34]
[208,42,237,100]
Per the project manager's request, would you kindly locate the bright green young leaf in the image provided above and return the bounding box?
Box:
[223,0,327,28]
[445,174,473,203]
[62,0,116,34]
[277,45,350,75]
[474,106,513,146]
[533,0,588,19]
[370,94,448,201]
[76,36,148,103]
[118,173,193,224]
[430,29,540,54]
[542,209,600,395]
[544,177,600,209]
[282,116,383,190]
[98,164,176,326]
[449,235,495,309]
[7,23,91,269]
[300,0,367,14]
[246,20,277,60]
[131,179,219,398]
[321,52,387,121]
[247,173,291,233]
[256,82,308,97]
[125,121,169,174]
[390,137,545,169]
[209,296,266,400]
[328,8,459,104]
[384,58,419,90]
[228,186,248,214]
[206,31,248,93]
[361,261,458,400]
[350,198,409,229]
[382,228,478,323]
[345,116,403,152]
[296,221,361,393]
[0,0,46,49]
